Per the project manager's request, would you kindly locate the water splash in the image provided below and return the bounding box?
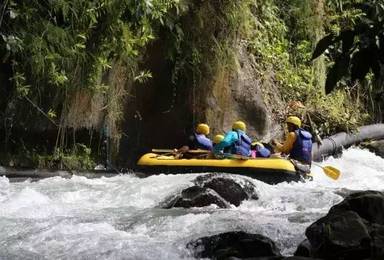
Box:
[0,147,383,258]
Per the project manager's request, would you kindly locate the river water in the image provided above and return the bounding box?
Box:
[0,147,383,259]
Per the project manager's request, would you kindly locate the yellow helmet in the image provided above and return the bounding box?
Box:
[196,123,210,135]
[286,116,301,128]
[213,134,224,144]
[232,121,246,131]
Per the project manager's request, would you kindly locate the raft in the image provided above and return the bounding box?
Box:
[137,153,307,184]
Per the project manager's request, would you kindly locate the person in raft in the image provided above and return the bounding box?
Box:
[213,121,252,157]
[272,116,312,173]
[175,123,213,158]
[213,134,225,148]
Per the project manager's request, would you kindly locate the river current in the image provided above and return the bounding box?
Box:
[0,147,383,259]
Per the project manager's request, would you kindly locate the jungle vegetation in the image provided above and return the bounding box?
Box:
[0,0,382,169]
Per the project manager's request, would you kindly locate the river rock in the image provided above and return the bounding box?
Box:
[302,190,384,259]
[201,177,252,206]
[187,231,281,259]
[195,173,259,204]
[360,140,384,158]
[294,239,312,257]
[164,186,230,209]
[163,174,259,209]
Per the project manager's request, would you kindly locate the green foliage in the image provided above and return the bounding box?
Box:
[312,0,384,93]
[245,0,370,134]
[246,0,315,100]
[0,0,180,168]
[0,141,95,170]
[306,90,370,135]
[46,144,95,170]
[0,0,377,169]
[163,0,252,89]
[1,0,179,124]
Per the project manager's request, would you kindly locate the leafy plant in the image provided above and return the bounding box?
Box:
[312,0,384,93]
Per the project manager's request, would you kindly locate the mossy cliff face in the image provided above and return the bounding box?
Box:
[118,1,283,165]
[202,44,276,140]
[119,43,282,166]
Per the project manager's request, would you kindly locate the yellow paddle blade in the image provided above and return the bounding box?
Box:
[323,166,341,180]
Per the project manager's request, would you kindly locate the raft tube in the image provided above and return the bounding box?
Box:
[312,124,384,161]
[137,153,303,184]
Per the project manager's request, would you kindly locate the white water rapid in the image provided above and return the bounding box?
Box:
[1,147,383,259]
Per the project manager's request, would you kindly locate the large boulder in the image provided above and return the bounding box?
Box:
[187,231,281,259]
[294,239,312,257]
[163,186,230,209]
[328,190,384,225]
[195,174,259,202]
[302,190,384,259]
[163,174,259,209]
[195,174,258,206]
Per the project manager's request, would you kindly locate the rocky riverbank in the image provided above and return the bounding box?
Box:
[186,190,384,259]
[0,165,119,182]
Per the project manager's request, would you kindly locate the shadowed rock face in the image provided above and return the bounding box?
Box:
[119,43,282,167]
[299,190,384,260]
[294,239,312,257]
[165,186,230,209]
[195,173,259,206]
[202,178,247,207]
[162,173,259,209]
[187,231,282,259]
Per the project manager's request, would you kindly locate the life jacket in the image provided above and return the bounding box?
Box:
[194,133,213,150]
[232,131,252,156]
[290,129,312,164]
[256,145,271,158]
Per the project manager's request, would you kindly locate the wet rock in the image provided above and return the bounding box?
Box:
[360,140,384,158]
[306,211,370,259]
[162,174,258,209]
[303,190,384,259]
[333,188,362,198]
[164,186,229,209]
[202,178,248,206]
[329,190,384,225]
[294,239,312,257]
[187,231,281,259]
[195,173,259,203]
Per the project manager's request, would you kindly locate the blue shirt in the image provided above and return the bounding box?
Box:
[213,130,241,154]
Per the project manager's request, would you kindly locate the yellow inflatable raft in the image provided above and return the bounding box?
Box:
[137,153,306,184]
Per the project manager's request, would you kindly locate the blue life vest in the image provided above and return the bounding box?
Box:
[256,145,271,158]
[232,131,252,156]
[194,133,213,150]
[290,129,312,163]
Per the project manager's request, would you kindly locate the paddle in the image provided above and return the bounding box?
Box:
[312,163,341,180]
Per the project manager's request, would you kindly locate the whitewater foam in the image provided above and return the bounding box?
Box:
[0,147,383,258]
